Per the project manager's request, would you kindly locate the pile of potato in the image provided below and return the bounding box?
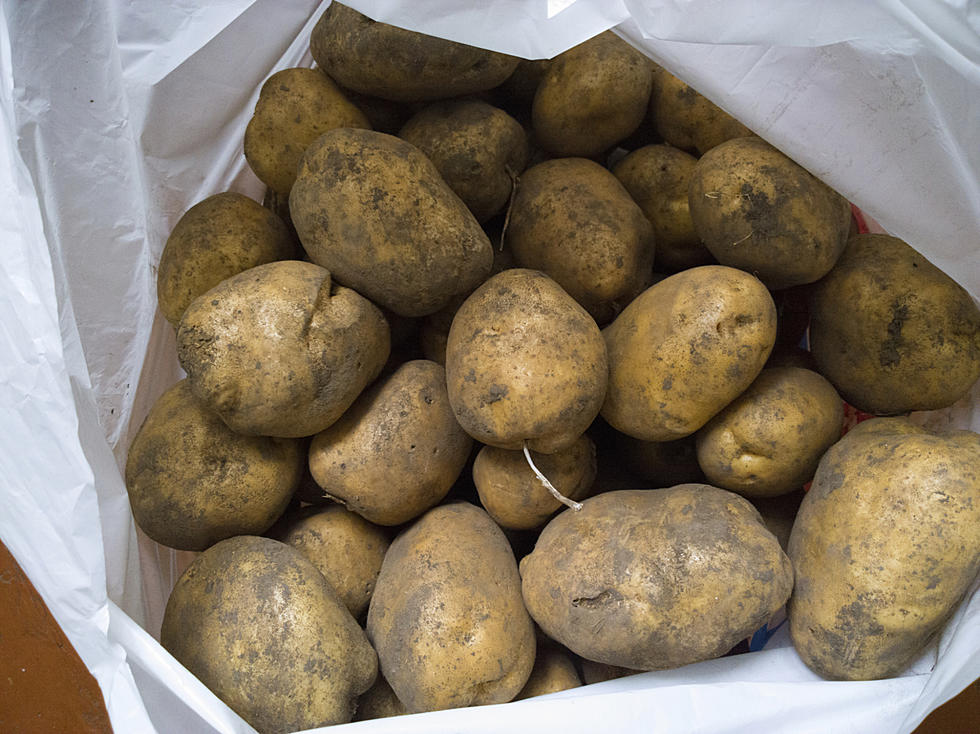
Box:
[126,3,980,732]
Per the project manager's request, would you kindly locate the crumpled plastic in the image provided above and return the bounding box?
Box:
[0,1,976,732]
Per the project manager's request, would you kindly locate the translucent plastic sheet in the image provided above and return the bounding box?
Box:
[0,1,976,732]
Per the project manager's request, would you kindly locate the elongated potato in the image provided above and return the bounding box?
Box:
[290,128,493,317]
[788,418,980,680]
[366,502,536,713]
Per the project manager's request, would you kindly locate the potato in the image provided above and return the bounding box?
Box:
[399,99,528,223]
[612,144,712,272]
[808,233,980,414]
[366,502,536,712]
[473,435,596,530]
[289,128,493,317]
[310,3,518,103]
[533,31,653,157]
[177,260,390,438]
[446,269,608,453]
[308,360,472,526]
[688,136,852,289]
[579,660,633,685]
[274,504,390,618]
[507,158,656,323]
[648,65,752,155]
[161,536,377,733]
[788,418,980,680]
[353,675,407,721]
[520,486,793,670]
[156,192,295,327]
[602,265,777,442]
[514,644,582,700]
[124,380,302,551]
[244,67,369,196]
[696,367,844,498]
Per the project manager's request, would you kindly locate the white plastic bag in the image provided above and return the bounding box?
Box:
[1,1,977,732]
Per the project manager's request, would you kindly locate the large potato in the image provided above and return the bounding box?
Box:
[244,67,370,196]
[156,192,295,327]
[308,360,473,526]
[688,137,851,290]
[274,504,390,618]
[648,66,752,155]
[177,260,390,438]
[366,502,536,713]
[808,233,980,414]
[533,31,653,157]
[788,418,980,680]
[507,158,656,323]
[399,99,528,223]
[602,265,777,442]
[161,536,377,733]
[696,367,844,498]
[310,3,518,102]
[520,486,793,670]
[473,435,596,530]
[290,128,493,317]
[125,380,303,551]
[612,144,712,272]
[446,269,608,454]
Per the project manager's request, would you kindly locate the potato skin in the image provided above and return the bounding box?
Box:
[366,502,536,713]
[533,31,653,157]
[244,67,370,195]
[601,265,777,442]
[514,645,582,700]
[688,137,851,290]
[177,260,390,438]
[520,486,793,670]
[399,99,528,223]
[473,435,596,530]
[696,367,844,498]
[161,536,377,733]
[612,144,711,272]
[308,360,473,526]
[788,418,980,680]
[446,269,608,454]
[808,233,980,414]
[157,192,295,327]
[125,380,303,551]
[310,3,518,102]
[289,128,493,317]
[274,504,391,618]
[507,157,656,323]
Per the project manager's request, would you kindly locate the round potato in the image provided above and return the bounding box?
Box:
[310,3,518,102]
[289,128,494,317]
[399,99,528,223]
[446,269,608,454]
[161,536,377,733]
[696,367,844,497]
[157,192,295,327]
[473,435,596,530]
[177,260,390,438]
[612,144,712,272]
[533,31,653,157]
[602,265,777,442]
[507,157,656,323]
[514,644,582,700]
[788,418,980,680]
[366,502,536,713]
[353,675,406,721]
[520,486,793,670]
[125,380,303,551]
[808,233,980,414]
[308,360,472,526]
[648,65,752,155]
[274,504,390,618]
[244,67,370,196]
[688,136,851,290]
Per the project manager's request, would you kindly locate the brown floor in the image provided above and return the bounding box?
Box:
[0,537,975,733]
